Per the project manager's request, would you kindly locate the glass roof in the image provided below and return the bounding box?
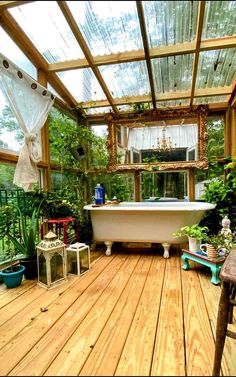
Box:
[66,1,143,55]
[10,1,85,63]
[202,1,236,39]
[99,61,150,98]
[57,68,107,102]
[0,27,36,79]
[196,49,236,89]
[143,1,198,46]
[152,54,194,94]
[194,95,228,105]
[0,0,235,115]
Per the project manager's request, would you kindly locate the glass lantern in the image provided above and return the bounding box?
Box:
[37,231,67,289]
[67,243,90,276]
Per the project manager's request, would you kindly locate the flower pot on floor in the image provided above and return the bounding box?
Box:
[0,264,25,288]
[20,256,38,279]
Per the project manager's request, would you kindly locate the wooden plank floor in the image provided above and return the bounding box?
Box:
[0,246,236,376]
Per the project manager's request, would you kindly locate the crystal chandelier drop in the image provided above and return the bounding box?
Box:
[156,125,176,151]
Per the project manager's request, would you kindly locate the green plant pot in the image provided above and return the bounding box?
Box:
[0,265,25,288]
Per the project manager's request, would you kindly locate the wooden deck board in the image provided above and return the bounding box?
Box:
[0,249,235,376]
[115,255,166,376]
[79,255,153,376]
[151,253,185,376]
[45,254,140,376]
[181,261,216,376]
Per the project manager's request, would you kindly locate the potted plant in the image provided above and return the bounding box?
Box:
[173,223,209,252]
[7,200,44,279]
[202,232,236,258]
[0,205,25,288]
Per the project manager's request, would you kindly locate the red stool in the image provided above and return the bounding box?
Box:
[41,217,79,245]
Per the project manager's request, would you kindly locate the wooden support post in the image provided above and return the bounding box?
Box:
[224,107,231,158]
[38,68,51,191]
[134,171,141,202]
[231,108,236,158]
[188,168,195,201]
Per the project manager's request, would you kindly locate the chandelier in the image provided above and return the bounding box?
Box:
[155,125,176,151]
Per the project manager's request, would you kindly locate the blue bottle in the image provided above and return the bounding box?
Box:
[95,184,104,205]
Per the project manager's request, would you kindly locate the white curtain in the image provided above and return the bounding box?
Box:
[0,53,54,191]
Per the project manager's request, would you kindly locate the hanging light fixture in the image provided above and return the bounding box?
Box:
[155,124,176,151]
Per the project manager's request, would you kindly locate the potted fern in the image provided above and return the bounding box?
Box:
[173,223,209,252]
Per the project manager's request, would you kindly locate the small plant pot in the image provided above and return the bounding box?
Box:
[188,237,201,252]
[20,256,38,279]
[0,265,25,288]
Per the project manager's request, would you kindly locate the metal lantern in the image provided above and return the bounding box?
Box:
[37,231,67,289]
[67,242,90,276]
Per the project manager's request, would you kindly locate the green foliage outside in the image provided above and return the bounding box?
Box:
[196,116,225,183]
[0,204,20,265]
[200,159,236,234]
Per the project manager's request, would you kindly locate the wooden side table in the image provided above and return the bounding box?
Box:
[212,249,236,376]
[181,249,225,285]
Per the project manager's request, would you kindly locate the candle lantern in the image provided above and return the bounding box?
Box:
[37,231,67,289]
[67,243,90,276]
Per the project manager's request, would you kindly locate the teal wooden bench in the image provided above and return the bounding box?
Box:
[181,249,225,285]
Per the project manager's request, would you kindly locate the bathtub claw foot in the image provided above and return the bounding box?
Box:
[162,243,170,258]
[104,241,113,256]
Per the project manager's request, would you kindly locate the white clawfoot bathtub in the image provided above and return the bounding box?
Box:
[84,202,215,258]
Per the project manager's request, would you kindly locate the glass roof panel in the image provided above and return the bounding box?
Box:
[194,96,228,105]
[196,49,236,89]
[157,99,190,108]
[99,61,150,98]
[117,103,153,112]
[0,27,36,79]
[57,68,106,102]
[10,1,85,63]
[66,1,143,55]
[202,1,236,39]
[143,1,198,47]
[152,54,194,94]
[85,106,112,115]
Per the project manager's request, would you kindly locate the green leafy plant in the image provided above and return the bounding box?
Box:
[0,204,19,270]
[205,233,236,255]
[8,200,44,259]
[173,224,209,240]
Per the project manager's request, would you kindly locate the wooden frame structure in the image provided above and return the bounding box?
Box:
[0,1,235,199]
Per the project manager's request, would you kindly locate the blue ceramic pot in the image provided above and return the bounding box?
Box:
[0,264,25,288]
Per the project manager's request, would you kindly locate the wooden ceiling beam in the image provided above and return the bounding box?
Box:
[200,36,236,51]
[82,86,232,108]
[229,78,236,106]
[47,36,236,73]
[86,102,228,122]
[0,10,48,71]
[0,1,33,12]
[190,1,205,107]
[136,1,156,109]
[0,9,77,108]
[57,1,119,115]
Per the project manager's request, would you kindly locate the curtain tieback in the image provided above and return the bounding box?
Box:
[24,132,42,164]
